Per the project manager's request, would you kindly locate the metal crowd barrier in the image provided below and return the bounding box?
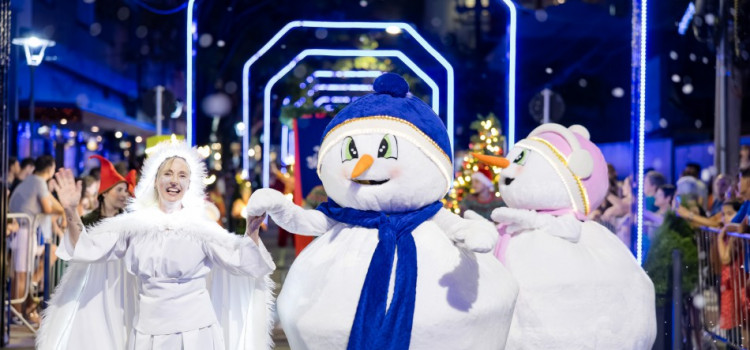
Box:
[5,212,38,334]
[4,212,66,336]
[695,226,750,349]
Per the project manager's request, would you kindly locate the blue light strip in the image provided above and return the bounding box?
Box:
[677,3,695,36]
[312,70,384,78]
[312,83,373,92]
[287,70,377,171]
[280,124,289,165]
[632,0,648,264]
[313,96,331,107]
[186,0,196,146]
[241,21,454,180]
[259,49,440,188]
[313,95,353,107]
[497,0,517,148]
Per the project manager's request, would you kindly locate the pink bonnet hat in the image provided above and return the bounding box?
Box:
[515,124,608,217]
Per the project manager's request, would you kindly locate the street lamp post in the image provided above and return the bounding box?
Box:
[11,35,54,156]
[11,35,54,307]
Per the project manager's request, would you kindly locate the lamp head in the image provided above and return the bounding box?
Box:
[12,36,55,66]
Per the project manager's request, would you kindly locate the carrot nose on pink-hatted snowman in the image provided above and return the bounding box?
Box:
[476,123,657,350]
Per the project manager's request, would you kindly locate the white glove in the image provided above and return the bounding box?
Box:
[491,207,581,242]
[246,188,290,217]
[450,210,499,253]
[491,207,554,235]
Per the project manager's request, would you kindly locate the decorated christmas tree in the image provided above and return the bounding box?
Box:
[444,113,505,215]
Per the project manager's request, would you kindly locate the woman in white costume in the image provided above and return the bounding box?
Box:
[37,141,276,350]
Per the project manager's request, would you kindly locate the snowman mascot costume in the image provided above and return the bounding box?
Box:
[247,73,518,350]
[475,123,656,349]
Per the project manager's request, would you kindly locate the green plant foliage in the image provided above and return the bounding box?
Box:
[644,212,699,302]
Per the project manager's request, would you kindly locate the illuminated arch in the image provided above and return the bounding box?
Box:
[259,49,440,188]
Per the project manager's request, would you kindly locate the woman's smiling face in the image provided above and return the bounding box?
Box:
[155,157,191,205]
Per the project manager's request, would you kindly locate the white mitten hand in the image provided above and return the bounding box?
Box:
[491,207,582,242]
[246,188,289,218]
[451,210,498,253]
[491,207,552,235]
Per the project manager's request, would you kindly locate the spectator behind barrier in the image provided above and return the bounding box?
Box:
[10,157,35,195]
[716,212,746,340]
[728,168,750,233]
[7,157,19,188]
[677,163,709,209]
[723,201,742,226]
[77,175,99,217]
[7,155,63,325]
[740,145,750,173]
[678,180,730,228]
[644,184,676,227]
[645,171,667,213]
[709,174,733,217]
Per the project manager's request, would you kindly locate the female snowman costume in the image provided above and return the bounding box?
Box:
[37,141,276,350]
[247,73,518,350]
[479,124,656,349]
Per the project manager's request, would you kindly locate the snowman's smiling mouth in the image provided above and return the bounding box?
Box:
[352,179,390,186]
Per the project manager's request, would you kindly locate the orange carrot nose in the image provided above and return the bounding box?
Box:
[472,153,510,169]
[351,154,374,179]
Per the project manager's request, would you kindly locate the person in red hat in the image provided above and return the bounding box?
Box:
[459,164,506,219]
[81,155,136,227]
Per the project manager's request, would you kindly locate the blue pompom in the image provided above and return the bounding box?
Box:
[373,73,409,98]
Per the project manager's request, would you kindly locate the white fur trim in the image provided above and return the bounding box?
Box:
[86,207,250,249]
[317,117,453,194]
[516,139,586,215]
[262,274,277,350]
[129,141,208,212]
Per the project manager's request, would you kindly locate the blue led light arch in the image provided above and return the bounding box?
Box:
[258,49,440,188]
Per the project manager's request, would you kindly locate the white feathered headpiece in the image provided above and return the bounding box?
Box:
[129,140,208,212]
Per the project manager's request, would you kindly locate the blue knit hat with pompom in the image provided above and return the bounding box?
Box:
[317,73,454,190]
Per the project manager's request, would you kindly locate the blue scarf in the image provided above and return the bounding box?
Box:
[316,200,443,350]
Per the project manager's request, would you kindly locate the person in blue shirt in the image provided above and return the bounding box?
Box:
[729,168,750,231]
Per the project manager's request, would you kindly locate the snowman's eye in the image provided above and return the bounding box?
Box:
[513,149,528,165]
[341,136,359,162]
[377,134,398,159]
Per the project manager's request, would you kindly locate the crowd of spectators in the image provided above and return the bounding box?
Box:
[584,145,750,348]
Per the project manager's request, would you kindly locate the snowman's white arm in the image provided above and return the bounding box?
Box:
[430,208,498,253]
[267,205,335,237]
[544,213,583,242]
[491,207,583,242]
[246,188,335,236]
[431,208,467,240]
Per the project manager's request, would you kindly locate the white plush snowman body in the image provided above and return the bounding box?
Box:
[484,124,656,349]
[276,217,515,350]
[248,74,518,349]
